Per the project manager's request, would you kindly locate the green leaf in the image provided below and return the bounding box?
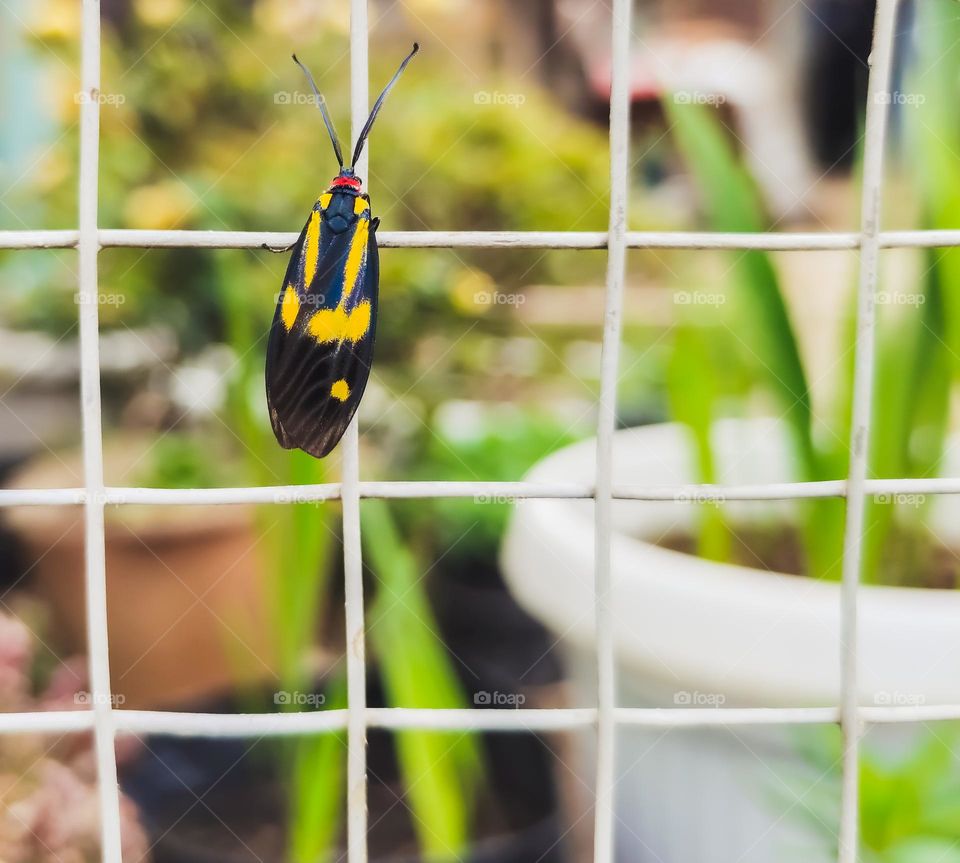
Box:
[884,837,960,863]
[362,500,485,860]
[662,99,814,471]
[662,98,845,575]
[667,323,731,561]
[859,0,957,585]
[288,679,347,863]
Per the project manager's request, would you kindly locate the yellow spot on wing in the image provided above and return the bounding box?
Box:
[307,300,371,344]
[320,193,332,209]
[281,285,300,331]
[345,300,371,341]
[354,196,369,214]
[305,214,373,347]
[330,379,350,401]
[303,210,321,286]
[342,218,369,302]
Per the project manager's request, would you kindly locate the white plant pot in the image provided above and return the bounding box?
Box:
[501,418,960,863]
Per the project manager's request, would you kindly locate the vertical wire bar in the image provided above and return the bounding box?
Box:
[78,2,123,861]
[346,3,370,861]
[594,0,632,860]
[838,2,900,862]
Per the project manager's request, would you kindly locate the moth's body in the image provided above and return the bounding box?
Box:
[266,173,379,458]
[265,44,417,459]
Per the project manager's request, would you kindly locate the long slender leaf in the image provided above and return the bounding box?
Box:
[663,99,816,470]
[663,99,846,576]
[859,0,958,584]
[362,500,484,860]
[667,322,731,560]
[288,680,347,863]
[216,251,342,861]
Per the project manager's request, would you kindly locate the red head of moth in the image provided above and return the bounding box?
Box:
[330,174,362,191]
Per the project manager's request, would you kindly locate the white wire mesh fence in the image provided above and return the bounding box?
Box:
[0,0,938,861]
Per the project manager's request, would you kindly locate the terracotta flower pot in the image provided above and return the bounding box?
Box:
[4,439,280,709]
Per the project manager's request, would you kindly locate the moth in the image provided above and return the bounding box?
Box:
[265,44,419,458]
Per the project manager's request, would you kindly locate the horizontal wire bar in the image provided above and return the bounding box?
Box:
[860,704,960,723]
[364,707,597,731]
[2,704,958,738]
[5,477,960,508]
[113,709,349,737]
[0,488,89,506]
[4,228,960,251]
[0,710,96,734]
[0,230,79,249]
[97,230,612,249]
[614,707,841,726]
[84,228,960,250]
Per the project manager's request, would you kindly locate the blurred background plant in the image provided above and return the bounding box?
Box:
[0,607,151,863]
[786,722,960,863]
[3,0,959,860]
[663,0,960,590]
[2,0,624,858]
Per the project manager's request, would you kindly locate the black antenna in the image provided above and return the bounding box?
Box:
[292,54,345,169]
[351,43,419,168]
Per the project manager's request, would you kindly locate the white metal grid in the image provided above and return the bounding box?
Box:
[0,0,935,860]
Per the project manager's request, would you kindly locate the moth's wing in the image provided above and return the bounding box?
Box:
[265,209,314,449]
[265,211,379,459]
[302,222,379,457]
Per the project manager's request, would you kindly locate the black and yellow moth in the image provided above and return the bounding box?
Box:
[266,44,419,458]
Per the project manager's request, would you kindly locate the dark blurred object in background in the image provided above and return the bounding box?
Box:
[803,0,877,169]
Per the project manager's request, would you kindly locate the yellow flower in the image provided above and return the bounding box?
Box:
[45,70,82,125]
[32,148,71,194]
[123,181,196,230]
[133,0,187,28]
[405,0,465,14]
[451,269,497,316]
[29,0,81,40]
[253,0,348,38]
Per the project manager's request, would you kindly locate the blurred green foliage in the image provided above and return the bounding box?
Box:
[789,724,960,863]
[4,0,615,348]
[403,405,580,562]
[0,1,645,857]
[664,0,960,586]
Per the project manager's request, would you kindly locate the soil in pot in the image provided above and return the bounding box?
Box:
[657,522,960,589]
[658,524,806,576]
[122,678,569,863]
